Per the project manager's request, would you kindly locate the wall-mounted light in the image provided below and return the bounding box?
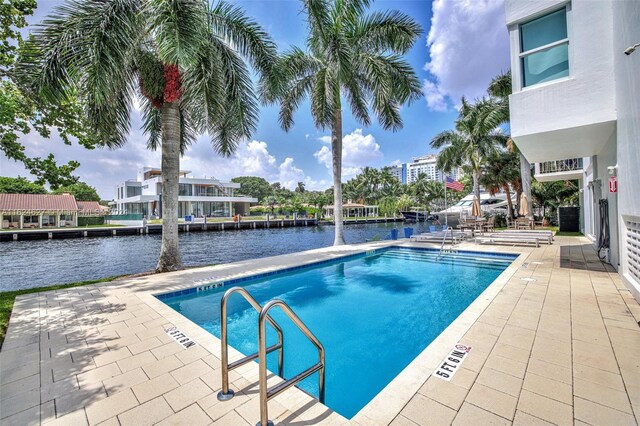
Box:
[608,164,619,176]
[624,42,640,55]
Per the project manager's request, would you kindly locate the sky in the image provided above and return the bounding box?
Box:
[0,0,510,199]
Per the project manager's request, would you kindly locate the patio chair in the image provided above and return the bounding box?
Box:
[429,225,437,232]
[482,216,496,233]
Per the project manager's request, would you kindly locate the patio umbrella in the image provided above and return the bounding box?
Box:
[519,193,530,217]
[471,196,481,217]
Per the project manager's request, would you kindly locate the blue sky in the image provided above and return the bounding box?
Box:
[0,0,510,198]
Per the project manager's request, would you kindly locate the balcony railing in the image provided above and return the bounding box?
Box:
[537,158,583,174]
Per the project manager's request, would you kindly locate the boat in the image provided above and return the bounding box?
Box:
[401,211,428,221]
[430,192,513,228]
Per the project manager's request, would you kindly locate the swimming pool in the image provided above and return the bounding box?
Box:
[157,247,517,418]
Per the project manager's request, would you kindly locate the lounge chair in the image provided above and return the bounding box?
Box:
[496,230,553,244]
[475,234,541,247]
[410,230,468,244]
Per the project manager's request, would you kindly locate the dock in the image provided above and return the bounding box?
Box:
[0,218,319,242]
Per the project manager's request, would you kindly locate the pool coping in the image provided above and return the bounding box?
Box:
[146,241,525,424]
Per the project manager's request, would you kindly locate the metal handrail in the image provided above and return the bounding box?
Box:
[436,228,452,260]
[257,299,325,426]
[217,287,284,401]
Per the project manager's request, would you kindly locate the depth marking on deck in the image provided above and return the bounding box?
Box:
[165,327,197,349]
[432,344,471,381]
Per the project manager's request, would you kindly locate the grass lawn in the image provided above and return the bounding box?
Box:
[0,276,121,348]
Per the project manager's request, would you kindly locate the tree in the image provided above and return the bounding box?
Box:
[265,0,422,245]
[481,150,520,219]
[295,181,306,193]
[53,182,100,201]
[30,0,277,272]
[1,2,96,186]
[0,176,46,194]
[431,98,508,204]
[487,72,533,218]
[231,176,272,202]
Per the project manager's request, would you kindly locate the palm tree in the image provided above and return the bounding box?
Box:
[481,150,520,219]
[28,0,276,271]
[265,0,422,245]
[487,72,533,218]
[431,98,508,203]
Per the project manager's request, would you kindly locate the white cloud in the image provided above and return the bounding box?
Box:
[314,129,383,181]
[278,157,304,190]
[424,0,510,111]
[317,135,331,144]
[390,159,402,167]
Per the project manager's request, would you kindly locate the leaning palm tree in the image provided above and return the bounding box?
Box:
[27,0,276,271]
[481,150,520,219]
[432,98,508,203]
[264,0,422,245]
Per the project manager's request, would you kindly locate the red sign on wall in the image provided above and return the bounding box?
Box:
[609,176,618,193]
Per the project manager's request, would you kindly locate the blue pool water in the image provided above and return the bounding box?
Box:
[159,247,516,418]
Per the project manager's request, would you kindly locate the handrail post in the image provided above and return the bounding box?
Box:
[218,291,234,400]
[257,300,325,426]
[257,307,272,426]
[218,287,284,402]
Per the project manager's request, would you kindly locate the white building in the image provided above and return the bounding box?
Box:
[111,167,257,218]
[505,0,640,300]
[403,155,463,184]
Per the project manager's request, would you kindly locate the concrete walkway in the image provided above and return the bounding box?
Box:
[0,237,638,425]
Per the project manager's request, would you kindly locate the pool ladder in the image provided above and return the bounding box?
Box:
[436,228,459,260]
[217,287,326,426]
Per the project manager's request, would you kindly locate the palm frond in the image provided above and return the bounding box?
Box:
[141,96,162,151]
[209,1,278,76]
[351,10,422,54]
[31,0,142,147]
[148,0,208,67]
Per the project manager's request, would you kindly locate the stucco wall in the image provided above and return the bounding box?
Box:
[612,0,640,297]
[506,0,616,161]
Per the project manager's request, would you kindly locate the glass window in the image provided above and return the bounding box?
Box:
[520,8,569,87]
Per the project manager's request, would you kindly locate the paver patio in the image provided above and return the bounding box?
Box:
[0,236,638,425]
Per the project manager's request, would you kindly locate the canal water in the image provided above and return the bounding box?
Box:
[0,222,435,291]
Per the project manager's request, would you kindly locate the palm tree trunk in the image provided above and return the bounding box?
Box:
[156,101,183,272]
[503,184,514,219]
[473,169,481,202]
[331,109,345,245]
[520,153,533,219]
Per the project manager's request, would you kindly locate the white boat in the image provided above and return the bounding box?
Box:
[437,192,514,216]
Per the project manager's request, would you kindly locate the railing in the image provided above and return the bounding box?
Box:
[537,158,583,174]
[217,287,284,401]
[257,299,325,426]
[217,289,326,426]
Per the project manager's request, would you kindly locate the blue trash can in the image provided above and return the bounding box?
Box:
[185,215,192,222]
[404,227,414,238]
[390,229,399,240]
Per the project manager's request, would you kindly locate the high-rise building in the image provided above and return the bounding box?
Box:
[386,154,463,185]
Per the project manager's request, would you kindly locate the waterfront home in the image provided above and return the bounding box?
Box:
[505,0,640,301]
[110,167,257,219]
[323,201,379,218]
[0,193,79,229]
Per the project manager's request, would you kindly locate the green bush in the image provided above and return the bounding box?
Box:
[78,216,105,226]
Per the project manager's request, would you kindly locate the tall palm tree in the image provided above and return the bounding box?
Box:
[487,72,533,218]
[265,0,422,245]
[28,0,276,271]
[431,98,508,203]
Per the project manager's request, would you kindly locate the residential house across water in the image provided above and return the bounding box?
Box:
[110,167,257,219]
[0,194,106,229]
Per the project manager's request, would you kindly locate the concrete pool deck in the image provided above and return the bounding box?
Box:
[1,236,638,425]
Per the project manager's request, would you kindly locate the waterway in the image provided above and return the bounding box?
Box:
[0,222,435,291]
